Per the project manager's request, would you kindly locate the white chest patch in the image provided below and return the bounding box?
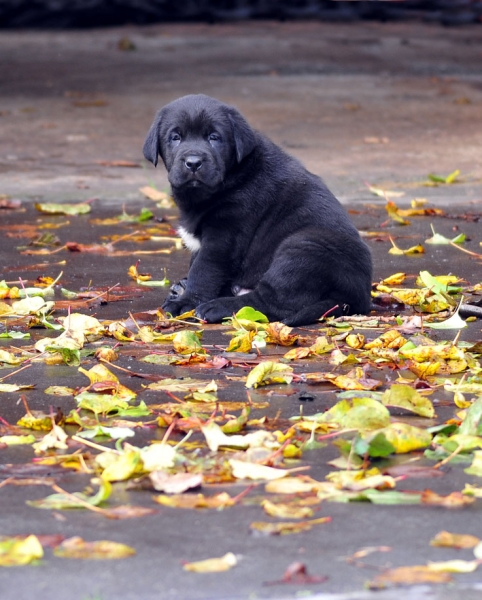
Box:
[178,226,201,253]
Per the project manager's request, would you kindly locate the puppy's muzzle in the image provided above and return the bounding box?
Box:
[184,155,203,173]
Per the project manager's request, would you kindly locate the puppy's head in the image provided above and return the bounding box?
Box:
[143,95,256,194]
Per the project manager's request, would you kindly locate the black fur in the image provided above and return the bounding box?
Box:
[143,94,372,326]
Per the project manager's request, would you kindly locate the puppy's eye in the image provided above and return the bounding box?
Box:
[170,132,181,143]
[208,133,220,142]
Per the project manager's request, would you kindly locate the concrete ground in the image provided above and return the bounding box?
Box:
[1,20,482,600]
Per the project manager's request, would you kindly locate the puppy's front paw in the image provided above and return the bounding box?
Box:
[166,278,188,302]
[162,296,197,317]
[196,298,240,323]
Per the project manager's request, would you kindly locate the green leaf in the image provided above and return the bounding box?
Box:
[137,277,170,287]
[0,434,36,446]
[222,406,251,433]
[459,399,482,436]
[427,169,460,184]
[425,226,466,246]
[75,391,129,415]
[234,306,269,323]
[116,401,151,417]
[329,489,422,504]
[27,479,112,510]
[353,432,396,458]
[0,331,30,339]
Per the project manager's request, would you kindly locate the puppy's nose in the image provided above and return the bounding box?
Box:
[184,155,203,173]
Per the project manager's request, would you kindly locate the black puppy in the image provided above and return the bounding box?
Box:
[143,94,372,326]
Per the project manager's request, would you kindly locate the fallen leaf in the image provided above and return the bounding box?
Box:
[149,472,203,494]
[229,459,289,481]
[261,499,315,519]
[421,490,475,508]
[369,565,452,589]
[183,552,237,573]
[53,537,135,559]
[250,517,331,536]
[154,492,236,510]
[0,534,44,567]
[264,561,328,585]
[427,559,479,573]
[381,385,435,418]
[35,202,91,216]
[245,361,293,388]
[430,531,480,549]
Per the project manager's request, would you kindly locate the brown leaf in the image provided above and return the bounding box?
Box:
[421,490,475,508]
[96,160,140,168]
[101,506,158,519]
[430,531,480,549]
[264,561,328,585]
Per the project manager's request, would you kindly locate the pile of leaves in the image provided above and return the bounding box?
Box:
[1,195,482,588]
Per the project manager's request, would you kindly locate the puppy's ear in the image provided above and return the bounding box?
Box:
[227,110,256,163]
[143,111,163,167]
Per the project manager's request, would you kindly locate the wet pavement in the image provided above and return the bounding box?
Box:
[1,20,482,600]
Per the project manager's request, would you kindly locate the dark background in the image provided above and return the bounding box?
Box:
[0,0,481,28]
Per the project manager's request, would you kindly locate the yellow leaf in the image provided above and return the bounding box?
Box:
[386,201,410,225]
[261,500,315,519]
[154,492,235,510]
[0,535,44,567]
[346,333,365,349]
[369,565,452,589]
[229,459,289,480]
[97,447,142,481]
[388,240,424,255]
[226,330,255,352]
[376,422,432,454]
[265,476,330,494]
[53,537,135,560]
[382,272,407,285]
[364,329,406,350]
[427,560,479,574]
[326,469,395,492]
[79,363,119,384]
[183,552,237,573]
[245,361,293,388]
[249,517,331,536]
[381,384,435,418]
[283,347,312,361]
[309,336,334,355]
[400,344,465,363]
